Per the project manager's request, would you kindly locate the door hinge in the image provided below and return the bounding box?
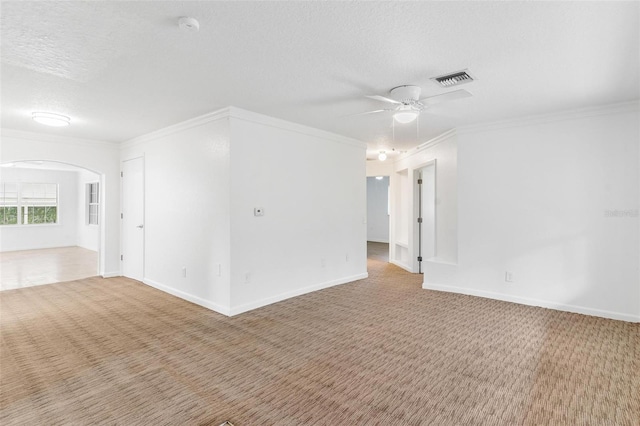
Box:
[121,213,123,219]
[417,256,422,262]
[120,255,123,261]
[417,179,422,184]
[417,217,423,223]
[121,171,123,177]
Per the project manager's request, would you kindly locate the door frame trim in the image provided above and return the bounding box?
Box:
[412,159,437,273]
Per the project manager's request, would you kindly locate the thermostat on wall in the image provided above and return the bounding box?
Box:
[254,207,264,216]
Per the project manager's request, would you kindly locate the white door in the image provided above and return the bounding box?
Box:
[122,157,144,281]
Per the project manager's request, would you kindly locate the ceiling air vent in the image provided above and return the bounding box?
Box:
[431,70,475,88]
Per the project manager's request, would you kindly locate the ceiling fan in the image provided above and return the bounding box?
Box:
[358,85,472,123]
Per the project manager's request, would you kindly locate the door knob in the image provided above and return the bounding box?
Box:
[136,224,144,229]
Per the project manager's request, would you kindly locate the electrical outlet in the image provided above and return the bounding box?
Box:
[346,253,349,262]
[216,263,222,277]
[182,267,187,278]
[321,258,326,268]
[505,271,513,283]
[244,272,251,283]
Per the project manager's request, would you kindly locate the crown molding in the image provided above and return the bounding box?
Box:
[396,128,457,162]
[1,128,118,149]
[121,107,231,149]
[227,106,367,149]
[457,100,639,135]
[413,128,457,152]
[121,106,366,151]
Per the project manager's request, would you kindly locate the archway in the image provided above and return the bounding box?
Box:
[0,160,104,289]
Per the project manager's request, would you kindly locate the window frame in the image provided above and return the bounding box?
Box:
[86,182,99,226]
[0,182,19,226]
[0,182,59,227]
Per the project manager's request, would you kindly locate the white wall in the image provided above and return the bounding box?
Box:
[120,107,367,316]
[366,160,393,177]
[0,167,78,251]
[120,113,232,313]
[228,109,367,314]
[0,130,120,276]
[424,103,640,322]
[76,169,100,251]
[367,177,389,243]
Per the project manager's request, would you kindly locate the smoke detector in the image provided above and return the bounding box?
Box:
[178,17,200,31]
[431,70,475,87]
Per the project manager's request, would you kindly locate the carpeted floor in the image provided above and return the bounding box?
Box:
[1,252,638,425]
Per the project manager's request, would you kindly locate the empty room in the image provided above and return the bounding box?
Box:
[1,1,638,425]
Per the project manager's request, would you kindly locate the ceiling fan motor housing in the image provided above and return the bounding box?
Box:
[390,85,422,104]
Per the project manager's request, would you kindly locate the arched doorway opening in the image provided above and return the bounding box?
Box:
[0,160,103,289]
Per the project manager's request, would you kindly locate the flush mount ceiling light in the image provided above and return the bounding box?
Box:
[378,151,388,161]
[32,112,70,127]
[393,110,419,124]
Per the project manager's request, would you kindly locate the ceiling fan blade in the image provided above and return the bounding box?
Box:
[419,89,472,106]
[366,95,402,105]
[343,109,391,117]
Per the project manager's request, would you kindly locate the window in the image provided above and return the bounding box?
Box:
[87,182,99,225]
[0,183,58,225]
[0,183,18,225]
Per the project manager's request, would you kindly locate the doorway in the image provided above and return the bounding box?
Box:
[0,161,102,290]
[121,157,145,281]
[366,176,390,262]
[414,162,436,273]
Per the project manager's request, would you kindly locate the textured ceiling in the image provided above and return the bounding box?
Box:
[1,1,638,159]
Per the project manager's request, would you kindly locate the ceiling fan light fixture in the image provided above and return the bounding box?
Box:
[378,151,387,161]
[32,112,70,127]
[393,111,418,124]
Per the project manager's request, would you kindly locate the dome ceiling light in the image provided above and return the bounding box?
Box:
[32,112,71,127]
[393,110,419,124]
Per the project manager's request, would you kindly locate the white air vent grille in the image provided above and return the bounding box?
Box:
[431,70,475,87]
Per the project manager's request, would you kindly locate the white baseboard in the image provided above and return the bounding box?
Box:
[76,244,99,252]
[229,272,369,316]
[101,271,120,278]
[141,274,368,317]
[422,282,640,323]
[390,260,414,273]
[0,244,76,252]
[143,278,231,316]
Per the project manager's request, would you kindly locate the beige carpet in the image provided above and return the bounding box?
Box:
[1,255,638,425]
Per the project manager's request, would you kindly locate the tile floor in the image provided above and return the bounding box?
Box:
[0,246,98,291]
